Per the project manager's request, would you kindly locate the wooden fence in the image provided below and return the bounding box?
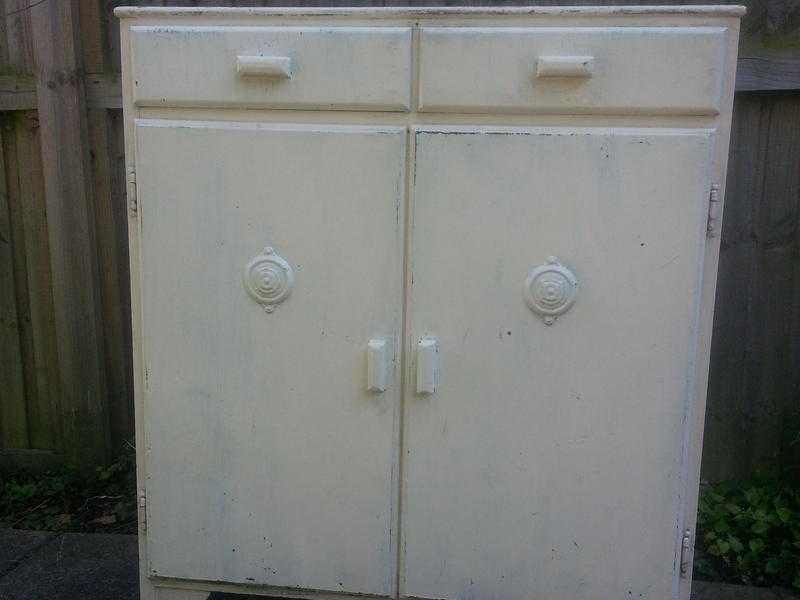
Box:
[0,0,798,480]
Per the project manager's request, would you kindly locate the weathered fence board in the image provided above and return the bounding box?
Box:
[0,0,798,479]
[705,93,800,481]
[0,127,26,450]
[2,111,61,456]
[30,0,111,467]
[87,107,133,454]
[737,50,800,92]
[9,114,55,452]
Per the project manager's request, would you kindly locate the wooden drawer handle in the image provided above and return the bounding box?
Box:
[536,56,594,78]
[236,55,292,79]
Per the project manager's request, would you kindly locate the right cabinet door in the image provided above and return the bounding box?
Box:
[403,127,714,600]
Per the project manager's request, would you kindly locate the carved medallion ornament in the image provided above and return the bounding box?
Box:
[243,246,294,313]
[524,256,578,325]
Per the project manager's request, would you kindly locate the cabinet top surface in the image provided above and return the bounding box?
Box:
[115,5,746,19]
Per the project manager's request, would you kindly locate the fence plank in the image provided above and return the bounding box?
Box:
[88,107,133,452]
[1,117,33,453]
[737,51,800,92]
[78,0,105,74]
[83,0,133,452]
[0,0,61,454]
[0,448,60,471]
[1,112,62,453]
[0,126,27,449]
[703,95,800,481]
[4,0,35,73]
[30,0,109,467]
[13,113,59,451]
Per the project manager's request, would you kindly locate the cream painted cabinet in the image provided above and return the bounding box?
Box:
[118,7,743,600]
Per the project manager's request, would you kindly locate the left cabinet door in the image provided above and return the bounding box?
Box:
[134,120,406,596]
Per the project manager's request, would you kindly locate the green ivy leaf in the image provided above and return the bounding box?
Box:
[728,536,744,553]
[752,521,770,535]
[744,488,760,504]
[765,558,780,574]
[726,503,742,515]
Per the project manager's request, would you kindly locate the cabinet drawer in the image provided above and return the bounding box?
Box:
[130,26,412,111]
[418,27,727,115]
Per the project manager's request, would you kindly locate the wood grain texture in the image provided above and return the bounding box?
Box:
[12,113,60,451]
[703,93,800,482]
[0,125,27,449]
[0,0,35,454]
[30,0,109,466]
[0,447,60,471]
[4,0,35,73]
[87,107,133,453]
[737,50,800,91]
[1,116,34,453]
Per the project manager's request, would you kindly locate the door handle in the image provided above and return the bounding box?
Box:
[236,55,293,78]
[416,337,439,395]
[367,339,388,393]
[536,55,594,78]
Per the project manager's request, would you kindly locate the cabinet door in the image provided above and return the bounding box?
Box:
[135,120,405,596]
[403,127,713,600]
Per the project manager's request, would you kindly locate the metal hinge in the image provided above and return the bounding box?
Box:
[138,490,147,534]
[127,167,137,216]
[680,529,693,577]
[706,183,721,238]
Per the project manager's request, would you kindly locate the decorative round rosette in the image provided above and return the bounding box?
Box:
[524,256,578,325]
[243,246,294,313]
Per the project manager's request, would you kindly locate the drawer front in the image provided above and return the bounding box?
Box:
[130,26,412,111]
[418,27,726,115]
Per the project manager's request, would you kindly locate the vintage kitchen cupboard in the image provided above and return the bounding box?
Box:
[117,5,743,600]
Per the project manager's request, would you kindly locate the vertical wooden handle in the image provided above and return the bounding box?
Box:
[416,337,439,395]
[367,339,388,393]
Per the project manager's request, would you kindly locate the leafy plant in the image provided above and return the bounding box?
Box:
[694,478,800,590]
[0,450,137,533]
